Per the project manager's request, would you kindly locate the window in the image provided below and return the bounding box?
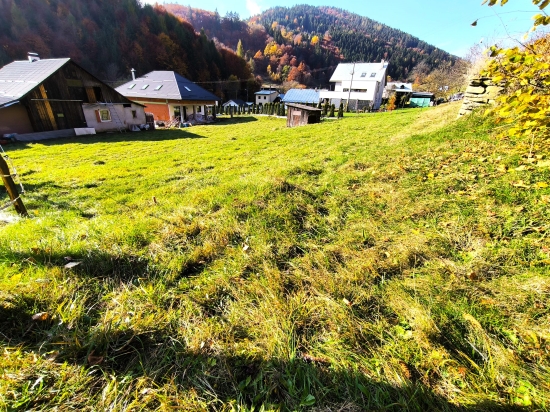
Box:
[154,85,163,90]
[132,110,137,118]
[370,73,376,77]
[197,106,201,112]
[263,96,266,100]
[141,84,149,90]
[343,88,349,92]
[360,73,366,77]
[98,109,111,122]
[184,86,191,91]
[128,84,136,89]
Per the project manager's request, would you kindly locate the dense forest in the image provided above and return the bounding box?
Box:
[166,4,459,85]
[0,1,461,97]
[0,0,252,97]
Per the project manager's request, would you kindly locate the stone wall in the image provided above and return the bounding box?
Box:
[458,76,502,117]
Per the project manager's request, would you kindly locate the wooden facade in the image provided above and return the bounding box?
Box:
[286,103,322,128]
[20,61,135,132]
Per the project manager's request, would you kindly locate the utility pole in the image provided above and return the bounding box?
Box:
[0,153,27,216]
[347,62,355,112]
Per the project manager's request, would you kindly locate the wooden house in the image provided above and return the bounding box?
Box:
[0,54,146,137]
[286,103,322,128]
[116,71,219,123]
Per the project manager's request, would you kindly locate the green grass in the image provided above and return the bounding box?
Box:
[1,104,549,411]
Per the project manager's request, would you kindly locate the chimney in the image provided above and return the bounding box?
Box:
[131,68,136,80]
[28,52,40,63]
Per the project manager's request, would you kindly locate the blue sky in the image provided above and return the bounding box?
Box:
[146,0,545,57]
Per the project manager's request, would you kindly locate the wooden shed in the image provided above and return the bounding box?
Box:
[286,103,322,128]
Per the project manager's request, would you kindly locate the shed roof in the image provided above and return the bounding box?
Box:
[330,62,388,83]
[282,89,320,104]
[0,58,70,107]
[116,71,218,102]
[285,103,322,111]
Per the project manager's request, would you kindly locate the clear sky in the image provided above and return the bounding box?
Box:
[145,0,546,57]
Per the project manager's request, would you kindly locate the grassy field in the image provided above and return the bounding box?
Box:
[1,104,549,411]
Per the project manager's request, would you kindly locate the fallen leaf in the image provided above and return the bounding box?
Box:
[301,353,330,364]
[342,298,351,306]
[535,182,548,189]
[87,351,104,366]
[242,244,249,252]
[64,261,82,269]
[32,312,49,321]
[511,180,530,188]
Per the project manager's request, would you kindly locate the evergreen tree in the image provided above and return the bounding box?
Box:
[323,101,329,116]
[329,104,335,117]
[338,103,344,118]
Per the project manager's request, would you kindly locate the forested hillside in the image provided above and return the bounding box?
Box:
[166,4,459,85]
[0,0,251,88]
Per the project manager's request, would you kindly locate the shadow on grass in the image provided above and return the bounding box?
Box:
[1,313,526,411]
[211,116,259,126]
[5,128,209,151]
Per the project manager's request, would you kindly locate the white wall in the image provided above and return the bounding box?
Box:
[83,103,146,132]
[321,80,385,109]
[255,93,277,104]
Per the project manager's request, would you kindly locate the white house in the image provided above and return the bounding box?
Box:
[255,90,278,105]
[222,99,252,108]
[320,61,389,110]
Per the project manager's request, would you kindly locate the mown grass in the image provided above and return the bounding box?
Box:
[0,104,549,411]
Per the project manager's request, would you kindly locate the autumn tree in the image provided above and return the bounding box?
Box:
[236,39,244,57]
[480,0,550,139]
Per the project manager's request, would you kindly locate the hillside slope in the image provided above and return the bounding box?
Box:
[166,4,458,83]
[0,0,250,84]
[1,106,549,410]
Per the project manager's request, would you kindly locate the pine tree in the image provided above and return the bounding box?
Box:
[338,102,344,118]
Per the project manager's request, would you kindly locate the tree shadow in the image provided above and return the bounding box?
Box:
[211,116,259,126]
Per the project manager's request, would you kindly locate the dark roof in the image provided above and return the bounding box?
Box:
[282,89,320,104]
[223,99,246,106]
[285,103,322,111]
[116,71,218,102]
[412,92,434,98]
[0,58,70,107]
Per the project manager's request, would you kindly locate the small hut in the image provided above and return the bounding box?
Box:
[286,103,322,128]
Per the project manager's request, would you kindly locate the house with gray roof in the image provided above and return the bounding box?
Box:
[0,53,145,137]
[282,89,320,105]
[116,71,219,123]
[254,90,278,105]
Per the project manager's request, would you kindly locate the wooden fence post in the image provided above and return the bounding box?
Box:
[0,154,28,216]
